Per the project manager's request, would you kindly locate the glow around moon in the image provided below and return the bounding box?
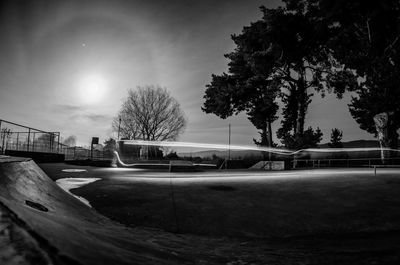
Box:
[77,74,108,104]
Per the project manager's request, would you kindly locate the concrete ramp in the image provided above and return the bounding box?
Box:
[169,160,196,172]
[0,156,191,264]
[249,161,285,170]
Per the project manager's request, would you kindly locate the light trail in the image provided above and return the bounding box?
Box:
[121,140,293,155]
[113,150,170,167]
[113,151,218,168]
[114,140,400,169]
[119,140,400,156]
[291,147,400,154]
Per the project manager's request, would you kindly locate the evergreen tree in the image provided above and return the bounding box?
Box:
[329,128,343,148]
[315,0,400,148]
[204,4,347,149]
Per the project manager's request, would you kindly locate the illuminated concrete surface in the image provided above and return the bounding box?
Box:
[56,178,101,207]
[3,157,400,264]
[41,164,400,238]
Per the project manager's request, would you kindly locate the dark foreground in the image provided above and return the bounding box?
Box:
[37,162,400,264]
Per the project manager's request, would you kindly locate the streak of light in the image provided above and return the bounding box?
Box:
[109,168,388,183]
[120,140,293,155]
[113,151,217,168]
[291,147,399,154]
[99,167,145,172]
[119,139,400,156]
[113,150,170,167]
[62,169,87,172]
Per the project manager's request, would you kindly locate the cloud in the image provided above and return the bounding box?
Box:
[53,104,84,112]
[52,104,112,122]
[84,113,112,123]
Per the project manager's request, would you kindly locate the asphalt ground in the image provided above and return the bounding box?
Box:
[39,163,400,237]
[38,163,400,264]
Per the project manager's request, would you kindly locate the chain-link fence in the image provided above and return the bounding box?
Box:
[0,119,113,161]
[62,146,111,161]
[0,119,61,154]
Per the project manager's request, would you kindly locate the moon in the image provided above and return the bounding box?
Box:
[77,74,107,105]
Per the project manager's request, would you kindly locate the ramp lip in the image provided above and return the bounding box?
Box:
[0,155,32,163]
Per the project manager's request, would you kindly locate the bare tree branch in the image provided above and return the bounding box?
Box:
[112,85,187,141]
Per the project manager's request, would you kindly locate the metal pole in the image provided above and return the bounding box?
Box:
[118,117,121,140]
[16,132,19,150]
[1,130,4,155]
[49,133,52,152]
[57,133,60,153]
[32,132,36,152]
[0,120,2,153]
[228,123,231,160]
[268,120,272,170]
[27,129,31,152]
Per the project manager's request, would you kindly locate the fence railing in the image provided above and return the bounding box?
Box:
[0,119,113,161]
[292,157,400,168]
[61,146,112,161]
[0,119,61,154]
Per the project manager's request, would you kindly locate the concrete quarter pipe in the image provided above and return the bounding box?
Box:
[0,156,197,264]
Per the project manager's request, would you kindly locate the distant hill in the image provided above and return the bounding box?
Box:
[318,140,380,148]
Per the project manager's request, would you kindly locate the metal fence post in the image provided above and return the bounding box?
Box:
[27,129,31,152]
[0,120,2,153]
[16,132,19,150]
[49,133,52,152]
[57,133,60,153]
[32,132,36,152]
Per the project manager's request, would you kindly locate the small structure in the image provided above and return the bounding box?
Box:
[250,161,285,170]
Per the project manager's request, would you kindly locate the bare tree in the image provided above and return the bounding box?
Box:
[63,135,77,147]
[1,128,12,154]
[112,85,187,141]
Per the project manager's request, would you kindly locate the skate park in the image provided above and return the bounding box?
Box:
[2,142,400,264]
[2,0,400,264]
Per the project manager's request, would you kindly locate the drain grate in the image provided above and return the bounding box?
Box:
[25,200,49,212]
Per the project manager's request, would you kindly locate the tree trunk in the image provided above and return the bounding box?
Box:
[296,83,307,136]
[262,122,268,146]
[267,118,273,164]
[388,130,398,149]
[267,118,273,148]
[387,117,399,149]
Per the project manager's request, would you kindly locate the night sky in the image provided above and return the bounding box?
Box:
[0,0,374,147]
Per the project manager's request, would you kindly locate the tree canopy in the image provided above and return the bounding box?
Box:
[202,32,280,147]
[316,0,400,148]
[204,0,400,149]
[113,86,187,141]
[329,128,343,148]
[63,135,77,147]
[203,3,333,148]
